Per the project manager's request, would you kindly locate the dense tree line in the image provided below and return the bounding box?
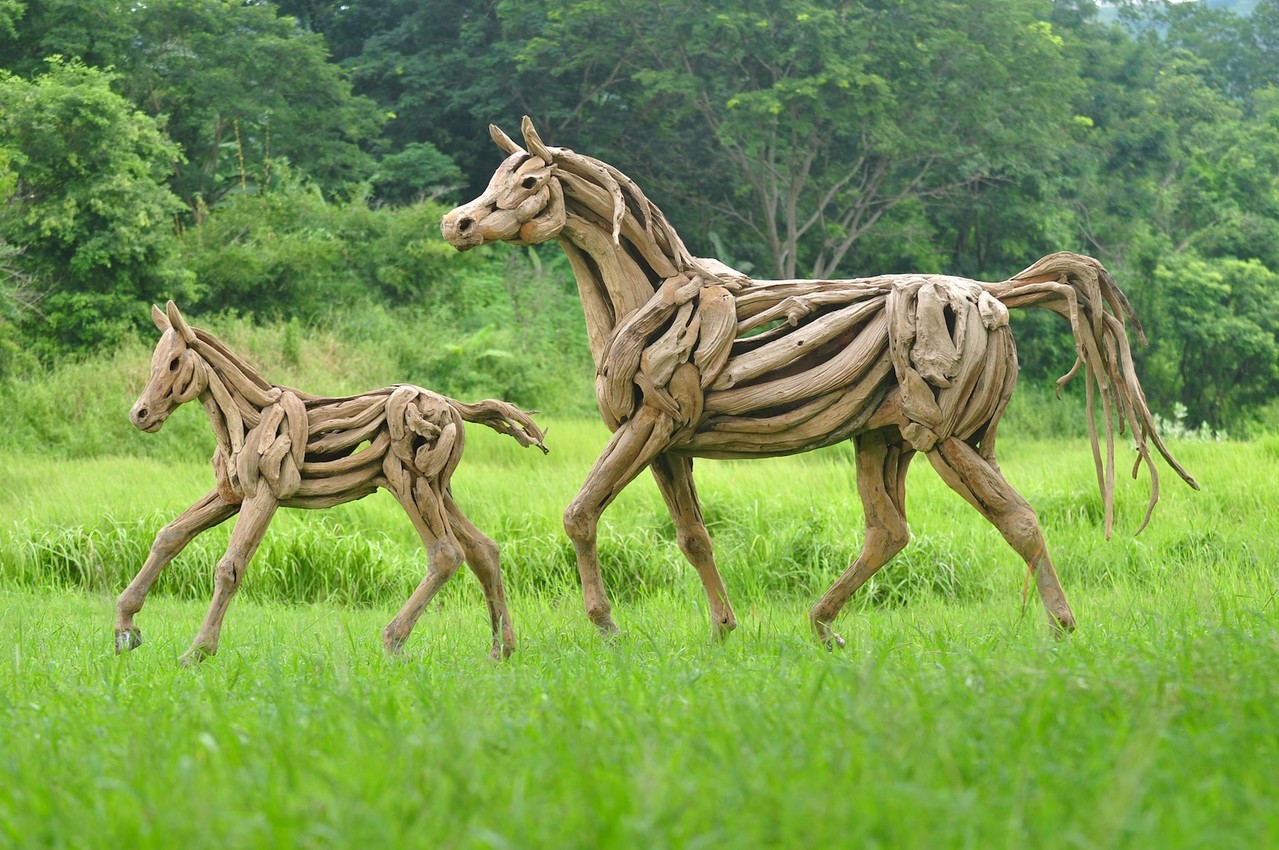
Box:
[1,0,1276,429]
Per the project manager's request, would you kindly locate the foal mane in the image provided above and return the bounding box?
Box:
[190,328,274,393]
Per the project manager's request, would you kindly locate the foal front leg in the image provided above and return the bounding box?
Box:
[116,490,238,653]
[445,493,516,660]
[382,482,465,656]
[182,486,279,665]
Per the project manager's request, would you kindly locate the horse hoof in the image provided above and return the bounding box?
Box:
[114,628,143,654]
[178,648,210,668]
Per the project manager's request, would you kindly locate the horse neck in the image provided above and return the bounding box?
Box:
[554,162,696,361]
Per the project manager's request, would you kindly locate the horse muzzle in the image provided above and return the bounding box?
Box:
[130,401,169,433]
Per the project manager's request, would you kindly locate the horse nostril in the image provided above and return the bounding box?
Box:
[134,407,148,421]
[457,217,474,233]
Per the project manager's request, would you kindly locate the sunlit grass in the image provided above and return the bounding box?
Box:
[3,423,1278,847]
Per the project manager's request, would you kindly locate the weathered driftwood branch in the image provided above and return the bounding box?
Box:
[441,116,1198,648]
[118,302,546,665]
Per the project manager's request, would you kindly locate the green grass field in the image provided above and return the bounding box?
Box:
[2,422,1277,848]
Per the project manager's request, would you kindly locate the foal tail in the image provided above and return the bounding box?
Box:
[986,252,1199,537]
[447,398,549,454]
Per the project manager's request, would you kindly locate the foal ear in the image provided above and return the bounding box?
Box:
[521,115,554,163]
[489,124,524,156]
[165,300,196,344]
[151,304,170,332]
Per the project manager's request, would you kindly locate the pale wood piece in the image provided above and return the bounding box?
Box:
[442,117,1199,647]
[119,302,547,664]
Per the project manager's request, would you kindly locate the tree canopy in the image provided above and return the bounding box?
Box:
[1,0,1276,429]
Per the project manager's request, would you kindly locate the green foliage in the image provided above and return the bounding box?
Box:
[1145,254,1279,426]
[0,58,190,358]
[369,141,465,205]
[177,172,468,318]
[3,0,383,208]
[1,0,1277,428]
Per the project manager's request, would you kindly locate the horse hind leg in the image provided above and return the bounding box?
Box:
[811,431,914,648]
[926,436,1076,635]
[650,454,736,642]
[115,489,238,653]
[445,492,516,660]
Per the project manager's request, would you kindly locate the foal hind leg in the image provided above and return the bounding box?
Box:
[383,481,465,655]
[811,431,915,648]
[445,492,516,659]
[650,454,736,642]
[926,437,1076,634]
[116,489,238,653]
[183,485,278,665]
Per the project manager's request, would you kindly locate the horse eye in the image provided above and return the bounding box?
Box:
[521,176,538,190]
[169,356,181,371]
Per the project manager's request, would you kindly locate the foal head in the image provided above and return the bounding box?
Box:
[131,301,208,433]
[441,116,566,250]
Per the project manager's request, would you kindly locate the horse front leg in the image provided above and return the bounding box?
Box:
[564,405,679,637]
[181,485,279,665]
[649,454,736,642]
[115,489,239,654]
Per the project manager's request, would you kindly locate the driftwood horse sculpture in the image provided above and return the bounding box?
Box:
[441,117,1198,647]
[121,302,546,664]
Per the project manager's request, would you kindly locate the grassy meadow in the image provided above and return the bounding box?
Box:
[1,412,1278,847]
[1,319,1277,848]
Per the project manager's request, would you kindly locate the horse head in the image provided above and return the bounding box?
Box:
[131,301,208,432]
[441,116,566,250]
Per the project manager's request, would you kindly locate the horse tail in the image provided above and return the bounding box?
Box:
[446,398,549,454]
[986,252,1199,537]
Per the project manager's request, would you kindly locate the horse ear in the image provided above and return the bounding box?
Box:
[521,116,554,162]
[166,300,196,344]
[151,304,170,332]
[489,124,524,155]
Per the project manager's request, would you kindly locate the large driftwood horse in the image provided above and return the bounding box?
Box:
[441,118,1198,647]
[121,302,546,664]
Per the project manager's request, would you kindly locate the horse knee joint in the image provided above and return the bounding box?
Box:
[563,502,596,544]
[677,528,713,562]
[151,527,184,560]
[214,555,246,588]
[471,537,499,567]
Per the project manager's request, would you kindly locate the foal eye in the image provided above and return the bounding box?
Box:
[521,176,538,190]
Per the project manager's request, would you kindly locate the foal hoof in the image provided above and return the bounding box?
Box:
[114,628,143,654]
[1050,615,1077,640]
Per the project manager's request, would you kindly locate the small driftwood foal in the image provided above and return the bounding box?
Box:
[442,117,1198,647]
[120,302,546,664]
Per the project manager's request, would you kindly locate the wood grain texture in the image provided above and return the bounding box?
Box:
[442,116,1198,646]
[118,302,547,664]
